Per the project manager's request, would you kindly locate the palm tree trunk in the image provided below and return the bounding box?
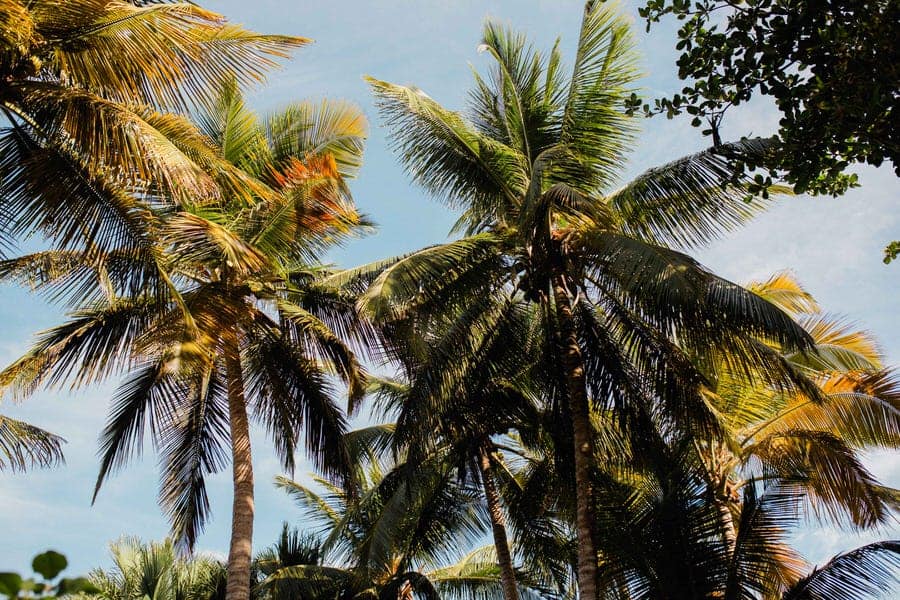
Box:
[477,445,520,600]
[551,272,600,600]
[715,498,737,555]
[225,342,255,600]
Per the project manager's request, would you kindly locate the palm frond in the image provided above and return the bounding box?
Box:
[274,475,345,535]
[194,79,264,168]
[0,413,65,471]
[358,234,505,322]
[366,76,527,223]
[724,481,806,600]
[745,430,892,528]
[158,366,231,551]
[607,138,783,249]
[38,0,308,111]
[0,298,159,401]
[782,540,900,600]
[0,0,34,50]
[266,100,367,180]
[0,125,159,256]
[14,83,221,204]
[746,271,820,316]
[164,210,269,275]
[472,20,561,164]
[746,369,900,449]
[93,361,185,502]
[787,313,883,372]
[558,0,640,193]
[277,299,367,405]
[243,327,350,478]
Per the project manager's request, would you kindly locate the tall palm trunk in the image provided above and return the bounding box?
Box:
[477,445,520,600]
[715,497,738,555]
[225,341,254,600]
[551,272,600,600]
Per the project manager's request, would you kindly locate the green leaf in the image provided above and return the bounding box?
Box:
[0,573,22,597]
[56,577,100,595]
[31,551,67,580]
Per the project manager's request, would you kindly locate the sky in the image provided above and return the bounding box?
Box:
[1,0,898,577]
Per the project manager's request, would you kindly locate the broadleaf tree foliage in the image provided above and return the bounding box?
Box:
[636,0,900,259]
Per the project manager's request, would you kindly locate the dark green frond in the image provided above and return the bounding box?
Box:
[0,413,65,472]
[783,541,900,600]
[607,138,780,249]
[158,366,231,551]
[243,327,350,478]
[366,76,527,223]
[558,1,640,193]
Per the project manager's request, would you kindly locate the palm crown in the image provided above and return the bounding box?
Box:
[0,86,371,600]
[0,0,308,258]
[695,272,900,541]
[356,4,823,596]
[270,450,548,600]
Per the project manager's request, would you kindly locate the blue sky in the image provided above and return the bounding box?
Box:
[1,0,897,575]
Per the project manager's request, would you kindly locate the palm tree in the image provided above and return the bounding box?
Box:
[695,272,900,547]
[270,454,550,600]
[253,523,326,600]
[0,89,371,600]
[89,537,226,600]
[0,0,306,259]
[364,372,546,600]
[361,288,556,600]
[355,3,818,595]
[0,412,63,471]
[587,430,900,600]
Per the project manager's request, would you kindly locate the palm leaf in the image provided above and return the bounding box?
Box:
[266,100,367,180]
[38,0,308,111]
[274,475,345,535]
[558,0,640,193]
[0,125,159,255]
[607,138,784,249]
[93,361,185,502]
[366,76,527,221]
[746,271,820,316]
[0,413,65,472]
[0,298,159,401]
[724,481,806,600]
[745,369,900,449]
[786,313,883,372]
[242,327,350,478]
[744,430,892,528]
[158,366,231,551]
[782,540,900,600]
[358,234,505,322]
[276,300,367,406]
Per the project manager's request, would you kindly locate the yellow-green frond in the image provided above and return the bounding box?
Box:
[747,271,819,316]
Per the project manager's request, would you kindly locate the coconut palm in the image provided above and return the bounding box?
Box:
[253,524,327,600]
[362,288,554,600]
[356,3,818,595]
[695,272,900,547]
[588,431,900,600]
[0,412,63,471]
[364,371,550,600]
[0,0,306,260]
[270,452,551,600]
[0,88,370,600]
[89,537,226,600]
